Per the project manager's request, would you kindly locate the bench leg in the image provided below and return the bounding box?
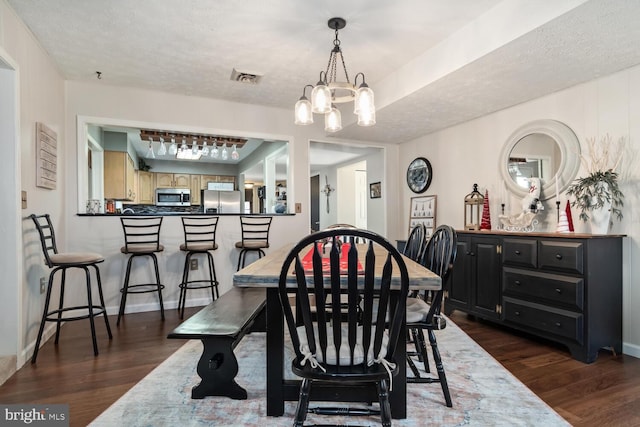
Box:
[192,337,247,400]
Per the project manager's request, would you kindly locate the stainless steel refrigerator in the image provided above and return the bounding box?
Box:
[202,190,242,213]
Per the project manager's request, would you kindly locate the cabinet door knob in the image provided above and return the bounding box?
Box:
[555,322,562,328]
[469,252,475,256]
[514,280,521,286]
[556,254,563,260]
[515,250,521,255]
[514,311,520,316]
[555,288,562,294]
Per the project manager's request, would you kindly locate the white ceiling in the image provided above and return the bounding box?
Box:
[8,0,640,151]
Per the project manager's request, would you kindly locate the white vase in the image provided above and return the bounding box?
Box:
[588,183,612,234]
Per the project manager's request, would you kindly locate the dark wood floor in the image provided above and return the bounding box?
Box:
[1,308,639,426]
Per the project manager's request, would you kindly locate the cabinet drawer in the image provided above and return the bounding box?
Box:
[539,241,584,274]
[503,238,537,268]
[503,297,583,343]
[502,267,584,310]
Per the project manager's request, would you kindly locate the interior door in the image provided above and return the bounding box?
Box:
[310,174,320,231]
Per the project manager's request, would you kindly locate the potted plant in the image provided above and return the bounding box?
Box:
[566,134,625,233]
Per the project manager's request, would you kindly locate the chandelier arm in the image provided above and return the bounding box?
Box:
[354,72,367,87]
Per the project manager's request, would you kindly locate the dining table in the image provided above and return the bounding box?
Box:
[233,241,442,419]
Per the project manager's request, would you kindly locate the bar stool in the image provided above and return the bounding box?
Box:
[178,216,220,319]
[29,214,112,364]
[235,216,273,270]
[117,216,165,326]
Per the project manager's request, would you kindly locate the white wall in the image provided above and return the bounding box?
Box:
[0,0,67,376]
[399,65,640,357]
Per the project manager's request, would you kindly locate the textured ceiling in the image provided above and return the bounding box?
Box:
[7,0,640,146]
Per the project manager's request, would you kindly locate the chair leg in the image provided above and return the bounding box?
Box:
[294,378,311,427]
[92,264,112,339]
[117,255,135,326]
[31,271,57,364]
[83,266,99,356]
[428,328,453,407]
[206,251,218,301]
[377,379,392,427]
[415,328,431,373]
[54,269,66,344]
[150,253,165,320]
[179,252,191,319]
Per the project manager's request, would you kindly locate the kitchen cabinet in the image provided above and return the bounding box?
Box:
[200,174,236,190]
[445,231,623,363]
[190,175,201,205]
[104,151,135,201]
[156,173,191,188]
[137,171,155,204]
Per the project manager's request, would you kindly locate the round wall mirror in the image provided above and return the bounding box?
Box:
[498,119,581,201]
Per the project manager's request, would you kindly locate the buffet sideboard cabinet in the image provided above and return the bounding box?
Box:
[445,230,623,363]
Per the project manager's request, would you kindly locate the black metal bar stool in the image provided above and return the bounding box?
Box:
[178,216,220,319]
[29,214,112,364]
[235,216,273,270]
[117,216,165,325]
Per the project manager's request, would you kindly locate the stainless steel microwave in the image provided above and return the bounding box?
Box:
[155,188,191,206]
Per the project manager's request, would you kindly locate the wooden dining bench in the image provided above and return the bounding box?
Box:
[167,287,266,400]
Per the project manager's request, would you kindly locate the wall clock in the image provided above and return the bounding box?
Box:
[406,157,432,193]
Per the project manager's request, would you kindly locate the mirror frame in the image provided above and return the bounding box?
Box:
[499,119,581,201]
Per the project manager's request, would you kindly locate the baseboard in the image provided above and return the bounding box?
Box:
[623,342,640,359]
[0,355,17,386]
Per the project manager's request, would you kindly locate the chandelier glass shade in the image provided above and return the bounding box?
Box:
[294,17,376,131]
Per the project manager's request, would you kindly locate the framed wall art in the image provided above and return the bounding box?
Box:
[369,181,381,199]
[36,122,57,190]
[409,195,436,236]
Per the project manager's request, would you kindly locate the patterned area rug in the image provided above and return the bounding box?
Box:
[90,319,569,426]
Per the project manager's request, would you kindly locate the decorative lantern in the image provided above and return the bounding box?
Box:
[464,184,485,231]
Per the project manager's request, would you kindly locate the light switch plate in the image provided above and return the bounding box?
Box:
[295,203,302,213]
[22,191,27,209]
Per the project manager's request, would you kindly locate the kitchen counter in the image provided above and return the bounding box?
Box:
[78,204,293,216]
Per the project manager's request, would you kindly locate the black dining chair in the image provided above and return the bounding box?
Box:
[405,224,457,407]
[278,228,410,427]
[29,214,112,363]
[402,223,427,264]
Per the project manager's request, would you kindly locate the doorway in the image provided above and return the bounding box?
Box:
[310,175,320,232]
[0,52,20,372]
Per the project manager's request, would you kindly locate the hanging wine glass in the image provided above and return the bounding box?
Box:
[168,137,178,155]
[157,136,167,156]
[201,138,209,156]
[221,143,229,160]
[210,139,219,158]
[231,144,239,160]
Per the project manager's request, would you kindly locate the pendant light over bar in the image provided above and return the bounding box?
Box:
[294,17,376,131]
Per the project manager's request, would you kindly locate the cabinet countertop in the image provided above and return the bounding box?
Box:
[456,230,625,239]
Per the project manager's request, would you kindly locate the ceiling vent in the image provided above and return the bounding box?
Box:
[230,68,263,84]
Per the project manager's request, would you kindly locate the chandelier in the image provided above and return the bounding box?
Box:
[294,17,375,132]
[140,130,245,161]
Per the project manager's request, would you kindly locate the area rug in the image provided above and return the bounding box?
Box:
[90,319,569,426]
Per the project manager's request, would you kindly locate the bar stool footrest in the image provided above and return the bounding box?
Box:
[120,283,165,294]
[44,305,107,322]
[179,280,219,290]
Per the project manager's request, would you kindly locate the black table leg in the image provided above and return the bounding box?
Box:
[388,291,407,419]
[266,288,285,416]
[191,337,247,400]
